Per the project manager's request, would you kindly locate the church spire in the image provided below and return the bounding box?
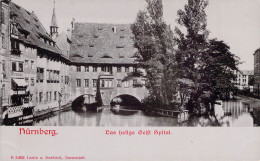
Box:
[50,0,58,39]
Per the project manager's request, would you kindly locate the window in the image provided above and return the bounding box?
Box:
[76,79,81,87]
[117,66,121,73]
[133,67,137,72]
[18,63,23,72]
[116,79,122,88]
[124,81,129,88]
[11,62,23,72]
[25,77,29,84]
[31,77,34,86]
[133,79,138,88]
[85,66,89,72]
[37,67,44,82]
[101,66,112,74]
[31,61,34,69]
[2,35,5,48]
[49,92,52,101]
[39,92,43,103]
[46,92,48,102]
[25,60,29,68]
[12,62,16,71]
[93,66,97,72]
[93,79,97,88]
[77,66,81,72]
[1,11,5,24]
[141,79,146,86]
[125,67,129,73]
[11,23,18,35]
[84,79,89,87]
[11,40,20,51]
[54,91,57,101]
[100,79,112,88]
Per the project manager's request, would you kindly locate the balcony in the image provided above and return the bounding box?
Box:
[11,71,24,77]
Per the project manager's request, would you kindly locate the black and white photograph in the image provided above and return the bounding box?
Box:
[0,0,260,127]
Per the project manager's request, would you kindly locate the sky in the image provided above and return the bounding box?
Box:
[12,0,260,70]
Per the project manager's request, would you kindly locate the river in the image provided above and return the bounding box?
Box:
[11,99,260,127]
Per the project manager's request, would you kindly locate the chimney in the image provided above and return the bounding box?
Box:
[67,28,71,40]
[112,26,117,33]
[71,18,75,30]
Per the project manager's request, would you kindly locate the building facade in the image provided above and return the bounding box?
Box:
[1,1,71,121]
[233,70,254,91]
[1,0,11,113]
[1,0,148,122]
[68,22,147,105]
[254,48,260,92]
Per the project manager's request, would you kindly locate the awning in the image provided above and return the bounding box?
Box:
[12,79,28,87]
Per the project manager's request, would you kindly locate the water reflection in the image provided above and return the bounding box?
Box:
[185,100,258,127]
[6,99,260,127]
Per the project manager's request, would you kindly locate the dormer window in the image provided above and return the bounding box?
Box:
[94,35,99,38]
[116,46,124,49]
[120,36,125,39]
[25,19,30,24]
[35,24,40,29]
[10,23,18,36]
[98,28,102,30]
[89,44,94,47]
[26,10,31,15]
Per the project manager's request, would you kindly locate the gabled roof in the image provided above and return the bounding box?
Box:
[10,2,61,55]
[241,70,254,76]
[70,22,137,64]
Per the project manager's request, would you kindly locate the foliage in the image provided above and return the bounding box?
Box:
[131,0,177,106]
[132,0,241,113]
[175,0,240,111]
[175,0,210,109]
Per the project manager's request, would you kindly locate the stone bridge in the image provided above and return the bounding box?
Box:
[71,87,149,106]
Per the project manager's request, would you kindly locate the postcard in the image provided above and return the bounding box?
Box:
[0,0,260,160]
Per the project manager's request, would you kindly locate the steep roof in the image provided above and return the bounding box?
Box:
[10,2,61,55]
[241,70,254,76]
[55,32,70,59]
[70,22,137,64]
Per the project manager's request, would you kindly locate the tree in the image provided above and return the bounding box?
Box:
[175,0,240,112]
[175,0,210,109]
[131,0,177,107]
[200,39,240,109]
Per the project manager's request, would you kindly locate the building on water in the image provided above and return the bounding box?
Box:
[0,0,148,123]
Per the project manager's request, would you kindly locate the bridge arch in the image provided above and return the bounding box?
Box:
[110,94,142,104]
[71,94,96,109]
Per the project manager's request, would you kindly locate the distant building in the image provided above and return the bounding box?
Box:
[254,48,260,92]
[233,70,254,91]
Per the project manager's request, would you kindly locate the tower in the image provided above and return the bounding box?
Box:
[50,0,58,39]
